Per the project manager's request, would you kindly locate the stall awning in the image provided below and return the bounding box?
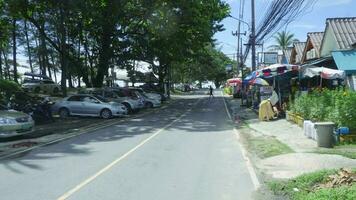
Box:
[332,50,356,75]
[301,56,332,68]
[302,67,345,79]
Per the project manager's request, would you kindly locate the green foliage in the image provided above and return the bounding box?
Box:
[0,79,22,102]
[268,169,356,200]
[247,135,294,158]
[314,143,356,159]
[2,0,230,90]
[269,31,296,51]
[172,45,233,87]
[290,88,356,130]
[223,86,232,95]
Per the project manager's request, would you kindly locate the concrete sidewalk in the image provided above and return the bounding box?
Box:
[225,97,356,179]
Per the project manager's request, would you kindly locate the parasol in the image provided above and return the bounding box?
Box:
[249,77,269,86]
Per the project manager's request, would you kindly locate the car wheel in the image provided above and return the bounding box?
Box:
[59,108,69,119]
[34,87,40,93]
[146,102,153,108]
[53,87,59,94]
[101,109,112,119]
[122,103,133,114]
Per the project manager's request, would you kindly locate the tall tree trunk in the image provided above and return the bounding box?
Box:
[34,33,43,73]
[0,49,3,79]
[3,52,10,80]
[12,18,18,83]
[93,3,115,87]
[83,33,93,87]
[47,61,52,78]
[94,32,111,87]
[49,52,58,83]
[68,75,73,88]
[59,4,67,96]
[158,65,165,92]
[24,20,34,74]
[40,21,48,76]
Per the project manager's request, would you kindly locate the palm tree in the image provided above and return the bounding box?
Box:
[268,31,296,51]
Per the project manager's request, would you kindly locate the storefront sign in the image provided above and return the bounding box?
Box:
[260,86,274,101]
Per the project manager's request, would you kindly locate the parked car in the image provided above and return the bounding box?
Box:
[127,88,161,108]
[78,88,143,113]
[110,88,145,110]
[129,87,162,102]
[140,84,168,101]
[52,94,128,119]
[0,104,34,138]
[22,72,61,94]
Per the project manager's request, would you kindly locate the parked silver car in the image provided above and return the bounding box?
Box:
[79,88,143,113]
[0,105,34,138]
[130,88,162,102]
[128,88,161,108]
[52,94,128,119]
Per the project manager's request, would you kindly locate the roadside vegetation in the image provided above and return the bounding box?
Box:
[289,88,356,130]
[268,168,356,200]
[314,143,356,159]
[240,127,294,159]
[0,0,230,96]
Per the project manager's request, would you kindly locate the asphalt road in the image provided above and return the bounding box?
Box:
[0,91,256,200]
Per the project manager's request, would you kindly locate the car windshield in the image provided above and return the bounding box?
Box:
[23,79,40,83]
[94,95,109,103]
[140,92,149,99]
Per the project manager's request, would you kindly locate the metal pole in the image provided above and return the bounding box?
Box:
[251,0,256,71]
[237,0,243,76]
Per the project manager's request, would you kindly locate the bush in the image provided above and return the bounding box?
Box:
[223,86,232,95]
[290,88,356,130]
[0,79,22,103]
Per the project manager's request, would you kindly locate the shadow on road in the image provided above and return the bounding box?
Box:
[0,93,233,173]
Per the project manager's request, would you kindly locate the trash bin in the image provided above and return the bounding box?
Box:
[314,122,335,148]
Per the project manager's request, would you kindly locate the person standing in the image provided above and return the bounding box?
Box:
[209,86,214,98]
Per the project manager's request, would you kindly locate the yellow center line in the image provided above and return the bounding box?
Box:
[57,98,200,200]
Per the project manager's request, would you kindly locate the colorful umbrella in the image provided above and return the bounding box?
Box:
[227,78,242,84]
[249,77,269,86]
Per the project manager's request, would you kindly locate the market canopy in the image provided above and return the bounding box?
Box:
[227,78,242,86]
[332,50,356,75]
[302,67,345,79]
[249,77,269,86]
[259,64,300,78]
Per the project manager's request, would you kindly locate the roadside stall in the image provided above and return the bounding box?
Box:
[259,64,300,112]
[227,78,242,98]
[301,67,345,88]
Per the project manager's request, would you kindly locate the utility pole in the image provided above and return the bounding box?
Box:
[251,0,256,71]
[236,0,242,77]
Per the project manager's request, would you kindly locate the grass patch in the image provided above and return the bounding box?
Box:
[314,144,356,159]
[246,134,294,158]
[268,169,356,200]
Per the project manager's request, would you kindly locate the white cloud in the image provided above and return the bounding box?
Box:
[315,0,352,7]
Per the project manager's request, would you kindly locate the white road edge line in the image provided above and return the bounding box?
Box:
[221,91,261,190]
[57,99,199,200]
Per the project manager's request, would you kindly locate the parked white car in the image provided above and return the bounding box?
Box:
[22,73,60,94]
[128,88,161,108]
[129,88,162,102]
[0,105,34,138]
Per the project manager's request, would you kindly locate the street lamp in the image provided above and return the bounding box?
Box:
[228,14,251,31]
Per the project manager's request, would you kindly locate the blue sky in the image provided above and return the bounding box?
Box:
[214,0,356,65]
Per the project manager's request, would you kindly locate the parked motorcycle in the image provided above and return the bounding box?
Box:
[9,96,55,124]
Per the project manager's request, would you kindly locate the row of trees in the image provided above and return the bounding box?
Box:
[0,0,230,95]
